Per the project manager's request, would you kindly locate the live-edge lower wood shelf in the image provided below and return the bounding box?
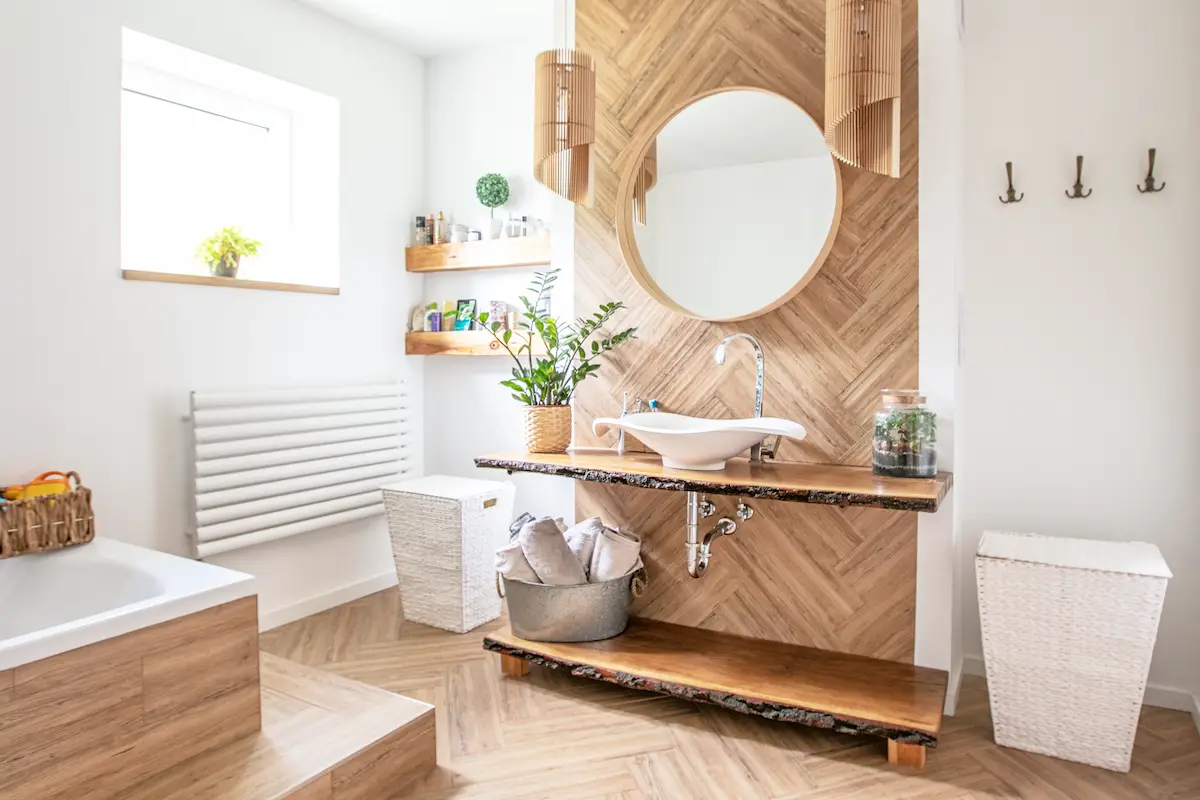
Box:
[477,448,953,768]
[485,619,947,767]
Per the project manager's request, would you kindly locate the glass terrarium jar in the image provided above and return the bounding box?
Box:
[873,390,937,478]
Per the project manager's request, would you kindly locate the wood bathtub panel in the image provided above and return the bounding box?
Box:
[143,625,260,722]
[12,595,258,693]
[0,597,261,800]
[572,0,920,661]
[0,661,145,793]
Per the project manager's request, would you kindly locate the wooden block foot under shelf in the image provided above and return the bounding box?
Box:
[484,618,946,765]
[500,652,530,677]
[120,653,436,799]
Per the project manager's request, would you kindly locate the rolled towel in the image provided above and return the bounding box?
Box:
[564,517,603,577]
[519,517,587,585]
[494,540,541,584]
[508,513,566,541]
[589,526,642,583]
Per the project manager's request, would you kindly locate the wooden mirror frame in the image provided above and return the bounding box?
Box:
[615,86,843,322]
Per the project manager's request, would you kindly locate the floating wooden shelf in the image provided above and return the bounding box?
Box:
[475,448,952,512]
[405,330,547,357]
[485,619,947,759]
[405,235,552,273]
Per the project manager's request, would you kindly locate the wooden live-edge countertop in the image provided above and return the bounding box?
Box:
[475,449,952,512]
[485,619,947,746]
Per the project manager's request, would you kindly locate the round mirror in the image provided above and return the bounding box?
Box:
[616,88,841,321]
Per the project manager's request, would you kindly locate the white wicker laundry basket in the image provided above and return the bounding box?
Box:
[976,531,1171,772]
[382,476,514,634]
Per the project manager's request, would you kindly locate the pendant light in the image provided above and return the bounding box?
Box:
[825,0,902,178]
[632,139,657,225]
[534,45,597,206]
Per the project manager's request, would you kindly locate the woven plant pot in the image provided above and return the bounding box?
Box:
[524,405,572,453]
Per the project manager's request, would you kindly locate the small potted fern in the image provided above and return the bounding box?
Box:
[195,226,262,278]
[476,269,636,453]
[475,173,509,239]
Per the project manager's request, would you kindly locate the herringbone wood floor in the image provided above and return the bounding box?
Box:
[571,0,922,661]
[259,590,1200,799]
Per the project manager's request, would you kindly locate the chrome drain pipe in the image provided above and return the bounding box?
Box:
[685,491,736,578]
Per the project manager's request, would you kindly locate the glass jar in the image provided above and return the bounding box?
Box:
[872,390,937,478]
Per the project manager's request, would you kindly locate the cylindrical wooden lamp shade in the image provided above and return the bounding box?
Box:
[632,140,658,225]
[534,48,597,206]
[824,0,902,178]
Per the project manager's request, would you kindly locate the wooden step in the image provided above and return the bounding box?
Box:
[484,618,946,766]
[119,653,435,799]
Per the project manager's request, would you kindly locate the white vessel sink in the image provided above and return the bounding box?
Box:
[592,413,807,471]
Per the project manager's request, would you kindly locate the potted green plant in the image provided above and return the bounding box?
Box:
[475,269,636,453]
[475,173,509,239]
[195,226,262,278]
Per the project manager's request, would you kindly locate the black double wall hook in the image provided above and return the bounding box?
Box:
[1065,155,1092,199]
[1137,148,1166,193]
[999,161,1024,204]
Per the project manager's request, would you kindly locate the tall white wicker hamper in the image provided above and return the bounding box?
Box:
[976,531,1171,772]
[382,476,514,634]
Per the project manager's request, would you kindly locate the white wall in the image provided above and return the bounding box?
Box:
[633,157,837,320]
[962,0,1200,698]
[421,34,577,524]
[0,0,425,625]
[917,0,965,711]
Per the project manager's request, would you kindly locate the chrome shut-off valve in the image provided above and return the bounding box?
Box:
[735,499,755,521]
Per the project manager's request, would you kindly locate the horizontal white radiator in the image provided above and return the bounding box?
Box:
[189,383,410,558]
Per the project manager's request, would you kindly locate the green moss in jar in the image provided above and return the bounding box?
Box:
[873,390,937,478]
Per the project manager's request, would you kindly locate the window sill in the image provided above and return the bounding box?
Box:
[122,270,339,296]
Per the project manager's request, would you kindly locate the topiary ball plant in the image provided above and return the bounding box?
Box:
[475,173,510,218]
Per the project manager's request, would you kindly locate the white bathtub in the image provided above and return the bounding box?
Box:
[0,537,255,670]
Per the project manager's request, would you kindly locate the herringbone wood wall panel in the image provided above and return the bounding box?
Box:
[572,0,920,661]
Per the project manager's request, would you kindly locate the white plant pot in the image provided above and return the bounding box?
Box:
[484,217,502,240]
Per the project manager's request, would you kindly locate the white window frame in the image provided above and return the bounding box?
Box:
[121,28,340,289]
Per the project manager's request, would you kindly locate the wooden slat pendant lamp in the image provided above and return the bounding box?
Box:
[825,0,902,177]
[534,48,597,206]
[632,140,657,225]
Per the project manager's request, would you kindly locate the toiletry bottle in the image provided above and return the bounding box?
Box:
[427,211,437,244]
[430,310,442,332]
[521,216,530,237]
[415,216,427,246]
[423,303,439,332]
[435,211,447,244]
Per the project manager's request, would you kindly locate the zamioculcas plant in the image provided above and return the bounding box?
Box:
[474,269,636,453]
[195,226,262,278]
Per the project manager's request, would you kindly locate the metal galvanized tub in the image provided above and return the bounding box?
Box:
[501,573,635,642]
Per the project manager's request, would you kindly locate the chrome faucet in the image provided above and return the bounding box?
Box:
[615,392,645,455]
[714,333,778,462]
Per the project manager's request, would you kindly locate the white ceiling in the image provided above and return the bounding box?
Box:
[296,0,555,56]
[657,91,827,174]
